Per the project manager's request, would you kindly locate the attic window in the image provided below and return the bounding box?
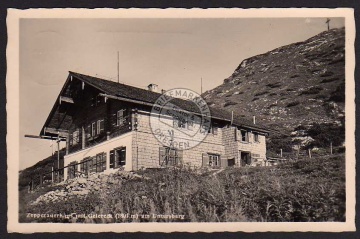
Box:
[241,130,248,142]
[254,132,259,142]
[97,119,105,134]
[91,122,96,136]
[71,130,80,146]
[117,109,126,126]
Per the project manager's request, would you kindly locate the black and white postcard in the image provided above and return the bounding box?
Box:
[6,8,356,232]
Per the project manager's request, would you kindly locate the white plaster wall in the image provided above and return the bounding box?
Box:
[63,132,133,179]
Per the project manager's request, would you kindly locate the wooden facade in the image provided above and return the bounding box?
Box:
[39,72,270,180]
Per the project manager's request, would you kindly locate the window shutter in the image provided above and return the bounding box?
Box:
[100,119,105,133]
[110,150,115,169]
[234,128,239,141]
[177,150,183,165]
[119,148,126,166]
[92,156,97,172]
[102,153,106,171]
[86,125,91,138]
[69,133,73,146]
[202,153,209,167]
[159,147,167,166]
[221,156,228,168]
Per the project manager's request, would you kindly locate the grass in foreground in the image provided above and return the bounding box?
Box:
[20,154,345,223]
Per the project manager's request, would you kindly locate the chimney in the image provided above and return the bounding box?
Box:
[253,115,256,124]
[148,84,159,93]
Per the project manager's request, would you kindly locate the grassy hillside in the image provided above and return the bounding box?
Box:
[202,28,345,154]
[202,28,345,131]
[19,149,65,189]
[20,154,345,223]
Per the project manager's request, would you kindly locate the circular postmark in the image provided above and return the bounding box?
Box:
[150,88,211,150]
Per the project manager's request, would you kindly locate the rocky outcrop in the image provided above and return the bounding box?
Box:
[30,170,144,205]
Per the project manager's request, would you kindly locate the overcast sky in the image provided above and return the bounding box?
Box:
[19,17,345,170]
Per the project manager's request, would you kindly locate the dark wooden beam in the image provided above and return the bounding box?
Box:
[44,127,69,137]
[24,134,66,141]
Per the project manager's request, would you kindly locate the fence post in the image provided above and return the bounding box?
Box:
[330,141,333,155]
[280,149,283,158]
[297,145,300,160]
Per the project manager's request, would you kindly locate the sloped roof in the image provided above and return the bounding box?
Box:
[69,71,269,133]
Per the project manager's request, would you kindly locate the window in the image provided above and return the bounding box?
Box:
[96,153,106,172]
[67,161,77,179]
[159,147,183,166]
[202,153,221,167]
[209,154,220,166]
[254,133,259,142]
[79,157,91,175]
[117,109,125,126]
[91,122,96,136]
[71,130,79,145]
[86,153,106,173]
[97,119,105,135]
[91,95,101,107]
[241,130,248,142]
[110,147,126,168]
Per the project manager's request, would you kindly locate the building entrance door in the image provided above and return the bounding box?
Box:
[240,151,251,167]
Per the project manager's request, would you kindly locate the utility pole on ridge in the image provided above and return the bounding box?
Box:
[326,18,331,31]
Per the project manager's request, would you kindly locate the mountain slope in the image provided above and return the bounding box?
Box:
[202,28,345,134]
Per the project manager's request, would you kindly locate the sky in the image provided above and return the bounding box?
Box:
[19,17,345,170]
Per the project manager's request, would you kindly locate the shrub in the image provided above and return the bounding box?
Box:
[224,101,237,107]
[254,91,269,97]
[266,82,282,88]
[328,82,345,102]
[321,77,339,83]
[286,101,300,107]
[320,71,334,77]
[306,122,345,148]
[300,86,322,95]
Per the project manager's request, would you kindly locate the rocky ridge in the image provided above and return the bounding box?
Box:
[30,169,146,205]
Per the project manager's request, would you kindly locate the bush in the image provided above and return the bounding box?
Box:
[306,122,345,148]
[266,82,282,88]
[328,82,345,102]
[224,101,237,107]
[286,101,300,107]
[321,77,339,83]
[299,86,322,95]
[320,71,334,77]
[254,91,269,97]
